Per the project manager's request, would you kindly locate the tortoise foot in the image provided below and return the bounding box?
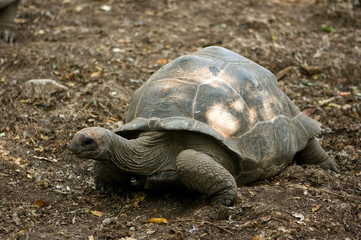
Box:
[94,177,127,194]
[210,188,237,207]
[0,27,15,42]
[93,161,132,194]
[318,157,339,173]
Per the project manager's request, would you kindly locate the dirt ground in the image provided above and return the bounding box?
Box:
[0,0,360,239]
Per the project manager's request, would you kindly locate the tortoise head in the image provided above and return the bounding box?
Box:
[69,127,114,161]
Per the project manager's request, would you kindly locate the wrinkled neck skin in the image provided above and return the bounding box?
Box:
[108,132,178,175]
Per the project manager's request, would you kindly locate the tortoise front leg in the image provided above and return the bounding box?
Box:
[294,137,339,172]
[93,161,133,193]
[175,149,237,207]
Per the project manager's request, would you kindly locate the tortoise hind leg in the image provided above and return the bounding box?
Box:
[294,137,339,172]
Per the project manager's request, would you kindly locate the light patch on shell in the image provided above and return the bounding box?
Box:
[206,104,239,138]
[205,78,223,88]
[260,98,277,120]
[248,107,258,126]
[230,99,245,112]
[191,68,218,84]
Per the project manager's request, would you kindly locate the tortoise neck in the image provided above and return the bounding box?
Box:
[109,132,178,175]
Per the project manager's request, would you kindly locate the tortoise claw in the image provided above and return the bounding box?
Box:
[94,177,126,194]
[210,188,237,207]
[319,158,340,173]
[0,27,16,43]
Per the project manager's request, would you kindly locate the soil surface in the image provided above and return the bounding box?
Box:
[1,0,361,239]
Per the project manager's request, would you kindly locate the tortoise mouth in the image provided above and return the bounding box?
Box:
[72,150,95,159]
[69,142,94,158]
[69,142,78,154]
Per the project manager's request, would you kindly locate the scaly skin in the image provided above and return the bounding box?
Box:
[176,149,237,206]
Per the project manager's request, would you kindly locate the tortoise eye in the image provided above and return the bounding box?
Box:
[83,138,94,146]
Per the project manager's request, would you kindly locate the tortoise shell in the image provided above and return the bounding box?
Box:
[116,46,321,184]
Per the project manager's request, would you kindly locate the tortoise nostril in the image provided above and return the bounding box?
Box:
[83,138,95,146]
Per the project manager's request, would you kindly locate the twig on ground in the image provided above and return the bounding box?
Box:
[287,183,361,202]
[173,218,234,235]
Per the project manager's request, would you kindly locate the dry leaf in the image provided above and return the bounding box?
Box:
[302,107,316,116]
[34,146,44,153]
[66,82,75,87]
[302,80,320,86]
[292,213,305,221]
[40,135,49,141]
[252,237,266,240]
[95,66,103,72]
[252,219,259,228]
[339,92,351,96]
[134,192,146,201]
[90,72,102,78]
[326,103,341,108]
[33,155,58,163]
[100,5,111,11]
[260,215,271,223]
[117,38,131,43]
[15,18,27,24]
[157,59,167,64]
[351,86,361,97]
[301,65,322,75]
[106,117,119,123]
[91,210,103,217]
[75,6,83,12]
[317,97,335,106]
[312,205,322,213]
[342,104,352,110]
[146,218,168,224]
[33,199,49,207]
[12,157,26,167]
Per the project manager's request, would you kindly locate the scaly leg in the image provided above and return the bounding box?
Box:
[175,149,237,207]
[294,137,339,172]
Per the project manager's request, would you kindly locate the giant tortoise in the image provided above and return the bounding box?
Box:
[70,46,339,206]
